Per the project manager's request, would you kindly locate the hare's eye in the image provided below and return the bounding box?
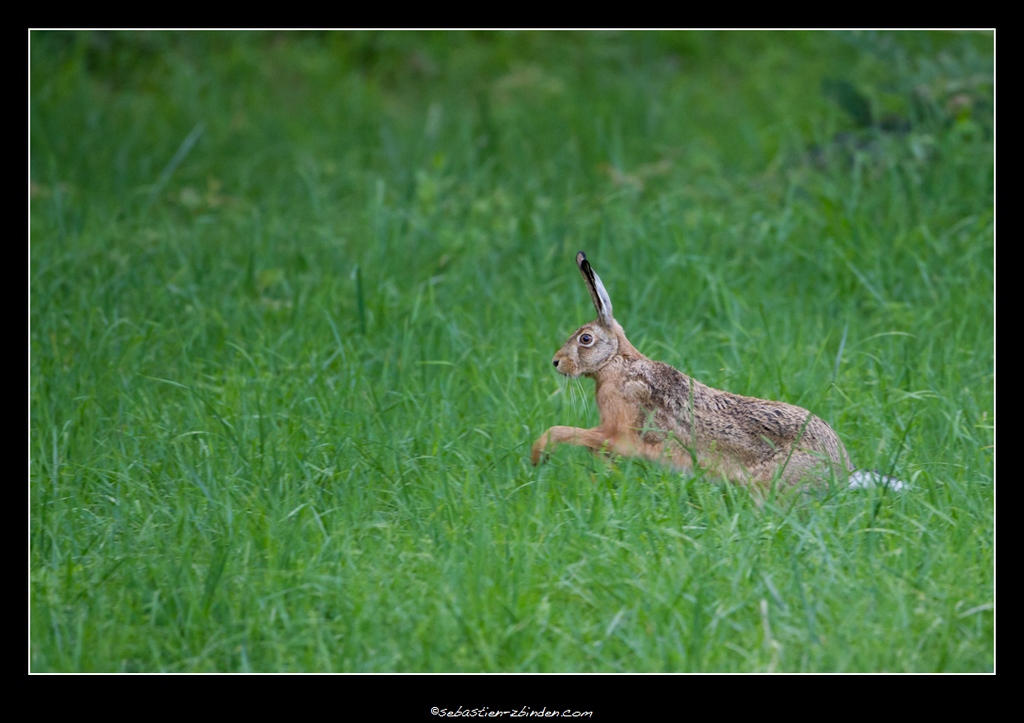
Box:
[579,333,593,345]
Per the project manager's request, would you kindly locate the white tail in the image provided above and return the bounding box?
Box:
[847,470,908,492]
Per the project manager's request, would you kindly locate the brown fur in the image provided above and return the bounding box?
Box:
[531,252,854,490]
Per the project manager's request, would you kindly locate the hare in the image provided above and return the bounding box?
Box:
[531,252,903,492]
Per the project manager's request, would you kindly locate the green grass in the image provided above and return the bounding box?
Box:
[30,30,993,672]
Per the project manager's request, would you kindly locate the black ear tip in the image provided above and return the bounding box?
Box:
[576,251,587,266]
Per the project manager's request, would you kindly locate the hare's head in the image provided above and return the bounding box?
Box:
[552,252,624,378]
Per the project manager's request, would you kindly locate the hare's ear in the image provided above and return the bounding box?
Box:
[576,251,614,327]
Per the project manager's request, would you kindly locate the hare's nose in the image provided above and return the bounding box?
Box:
[553,359,560,368]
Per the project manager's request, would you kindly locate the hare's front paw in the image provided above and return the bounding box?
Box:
[531,434,550,466]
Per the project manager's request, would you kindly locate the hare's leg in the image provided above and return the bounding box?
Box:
[752,450,839,489]
[531,425,622,465]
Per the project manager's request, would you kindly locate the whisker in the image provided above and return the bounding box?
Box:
[570,377,585,423]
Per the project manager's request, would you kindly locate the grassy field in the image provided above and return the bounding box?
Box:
[30,31,993,673]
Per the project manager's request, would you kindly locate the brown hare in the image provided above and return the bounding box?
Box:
[531,252,904,492]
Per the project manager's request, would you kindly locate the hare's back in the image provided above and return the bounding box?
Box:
[699,387,851,470]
